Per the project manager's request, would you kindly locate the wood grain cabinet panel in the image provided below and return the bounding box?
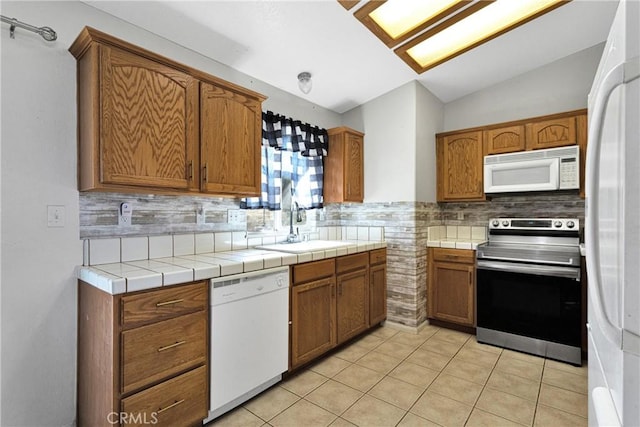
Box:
[121,282,207,326]
[427,248,475,327]
[121,365,207,427]
[290,277,336,369]
[437,131,485,202]
[436,109,588,202]
[77,280,209,426]
[336,268,369,344]
[200,81,262,196]
[70,26,265,196]
[289,250,387,370]
[324,127,364,203]
[526,116,577,150]
[121,311,207,394]
[484,125,526,154]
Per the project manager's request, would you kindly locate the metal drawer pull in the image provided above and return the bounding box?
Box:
[158,341,186,352]
[156,299,184,307]
[157,399,185,414]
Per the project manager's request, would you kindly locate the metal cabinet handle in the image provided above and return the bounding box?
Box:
[188,161,193,180]
[157,399,185,414]
[158,340,186,352]
[203,163,208,183]
[156,299,184,307]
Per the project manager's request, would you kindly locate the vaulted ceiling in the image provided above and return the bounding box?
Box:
[85,0,618,113]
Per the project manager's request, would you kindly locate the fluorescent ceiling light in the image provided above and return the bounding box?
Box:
[354,0,471,47]
[397,0,568,72]
[369,0,464,40]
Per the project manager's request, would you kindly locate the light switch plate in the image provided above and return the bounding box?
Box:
[47,205,65,227]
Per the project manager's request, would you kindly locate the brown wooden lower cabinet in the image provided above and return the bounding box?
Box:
[336,253,369,344]
[427,248,475,327]
[290,276,337,368]
[77,280,209,427]
[290,249,387,370]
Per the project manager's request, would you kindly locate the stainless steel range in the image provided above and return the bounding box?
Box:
[476,218,582,365]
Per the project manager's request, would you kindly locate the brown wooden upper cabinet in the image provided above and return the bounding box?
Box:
[200,81,262,196]
[436,131,485,202]
[484,125,526,155]
[69,27,266,196]
[526,116,577,150]
[324,127,364,203]
[436,109,587,202]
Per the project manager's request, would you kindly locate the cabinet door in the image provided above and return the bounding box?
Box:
[525,116,577,150]
[369,264,387,326]
[344,133,364,202]
[437,131,484,201]
[200,81,262,196]
[484,125,525,155]
[428,260,474,327]
[336,268,369,344]
[290,277,336,369]
[100,45,197,190]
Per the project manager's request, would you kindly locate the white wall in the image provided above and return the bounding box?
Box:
[343,82,422,202]
[415,83,444,202]
[0,2,339,425]
[443,43,604,131]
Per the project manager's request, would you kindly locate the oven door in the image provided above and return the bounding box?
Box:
[476,260,582,347]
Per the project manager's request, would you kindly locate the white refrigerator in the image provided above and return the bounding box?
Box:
[586,0,640,425]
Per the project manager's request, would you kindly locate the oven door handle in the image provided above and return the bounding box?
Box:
[477,260,580,280]
[477,254,577,267]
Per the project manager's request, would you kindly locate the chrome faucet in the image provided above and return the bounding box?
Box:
[287,201,300,243]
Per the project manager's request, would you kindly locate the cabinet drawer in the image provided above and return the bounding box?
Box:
[121,282,207,327]
[122,311,207,394]
[293,259,336,285]
[369,249,386,265]
[336,252,368,274]
[121,365,207,427]
[432,248,475,264]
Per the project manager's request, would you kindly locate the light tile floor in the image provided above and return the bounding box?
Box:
[208,324,588,427]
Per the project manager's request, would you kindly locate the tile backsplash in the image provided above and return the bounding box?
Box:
[83,226,385,266]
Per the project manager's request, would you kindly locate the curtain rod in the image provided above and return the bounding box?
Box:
[1,15,57,41]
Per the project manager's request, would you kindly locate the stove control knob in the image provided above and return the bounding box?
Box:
[492,220,500,227]
[567,220,575,228]
[554,220,563,228]
[502,220,509,227]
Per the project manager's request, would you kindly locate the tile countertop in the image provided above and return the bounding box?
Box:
[76,240,386,295]
[426,225,487,250]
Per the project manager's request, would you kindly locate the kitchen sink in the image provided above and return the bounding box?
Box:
[256,240,354,254]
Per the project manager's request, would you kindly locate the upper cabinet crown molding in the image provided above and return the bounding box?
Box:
[70,26,266,197]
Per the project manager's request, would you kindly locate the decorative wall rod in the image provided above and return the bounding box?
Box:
[1,15,57,41]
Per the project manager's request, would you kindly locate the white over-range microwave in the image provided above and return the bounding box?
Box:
[484,145,580,194]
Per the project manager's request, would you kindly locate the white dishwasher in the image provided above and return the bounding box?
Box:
[204,266,290,423]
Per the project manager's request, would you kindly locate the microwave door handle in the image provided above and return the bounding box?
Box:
[585,57,639,348]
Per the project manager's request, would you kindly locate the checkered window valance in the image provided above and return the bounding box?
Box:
[262,110,328,157]
[240,111,327,211]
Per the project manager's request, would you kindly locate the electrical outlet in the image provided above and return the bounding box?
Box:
[196,205,206,225]
[227,209,246,224]
[457,212,464,220]
[119,202,133,227]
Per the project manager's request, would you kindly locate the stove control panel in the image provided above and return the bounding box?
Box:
[488,218,579,231]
